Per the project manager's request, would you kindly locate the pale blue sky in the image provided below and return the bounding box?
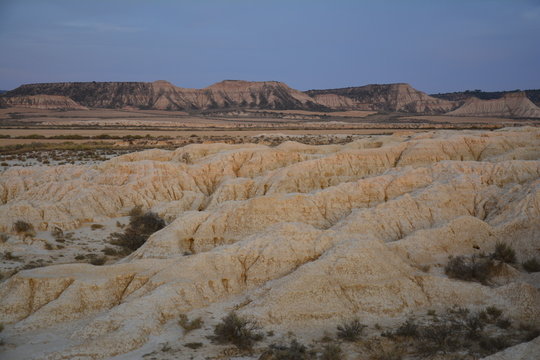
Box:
[0,0,539,92]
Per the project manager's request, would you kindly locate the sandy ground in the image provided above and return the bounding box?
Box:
[401,115,537,124]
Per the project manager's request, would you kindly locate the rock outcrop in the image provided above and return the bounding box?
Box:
[305,83,458,113]
[2,80,326,111]
[447,92,540,118]
[2,95,87,110]
[0,128,539,359]
[2,80,460,113]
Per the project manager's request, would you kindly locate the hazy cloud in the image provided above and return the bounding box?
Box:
[62,21,141,33]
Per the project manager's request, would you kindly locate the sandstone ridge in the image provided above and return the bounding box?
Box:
[447,92,540,118]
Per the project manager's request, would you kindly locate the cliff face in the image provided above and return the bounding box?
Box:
[447,92,540,118]
[3,80,462,114]
[2,95,88,110]
[432,89,540,107]
[306,83,457,113]
[3,80,327,111]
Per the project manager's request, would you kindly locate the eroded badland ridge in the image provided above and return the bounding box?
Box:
[0,127,539,359]
[3,80,540,118]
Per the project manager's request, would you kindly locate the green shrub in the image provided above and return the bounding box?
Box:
[522,257,540,273]
[336,318,366,342]
[491,242,516,264]
[211,312,263,350]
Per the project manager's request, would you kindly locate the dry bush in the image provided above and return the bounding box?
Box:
[444,255,494,284]
[263,339,310,360]
[178,314,203,333]
[319,343,343,360]
[90,223,104,230]
[110,211,165,252]
[491,242,516,264]
[128,205,143,217]
[522,257,540,273]
[13,220,35,237]
[337,318,366,342]
[211,312,263,350]
[89,255,106,265]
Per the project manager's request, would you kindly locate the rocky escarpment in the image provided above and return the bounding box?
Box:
[2,80,327,111]
[447,92,540,118]
[0,128,539,359]
[2,95,88,110]
[432,89,540,107]
[305,83,458,113]
[3,80,463,114]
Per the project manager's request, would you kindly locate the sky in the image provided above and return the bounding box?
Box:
[0,0,539,93]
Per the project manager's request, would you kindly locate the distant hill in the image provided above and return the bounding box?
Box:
[3,80,539,117]
[432,89,540,107]
[305,83,457,114]
[446,92,540,118]
[2,80,327,111]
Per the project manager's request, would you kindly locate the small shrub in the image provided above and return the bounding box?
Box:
[395,318,418,338]
[128,205,143,217]
[491,242,516,264]
[91,223,104,230]
[0,233,9,243]
[4,251,21,261]
[496,318,511,329]
[485,306,502,320]
[74,254,85,260]
[444,255,494,284]
[265,340,309,360]
[102,247,122,256]
[320,343,343,360]
[522,257,540,273]
[371,345,405,360]
[13,220,35,236]
[110,211,165,252]
[44,242,54,250]
[211,312,263,350]
[184,342,203,349]
[479,335,511,352]
[51,227,64,240]
[337,318,366,342]
[90,256,106,266]
[178,314,203,333]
